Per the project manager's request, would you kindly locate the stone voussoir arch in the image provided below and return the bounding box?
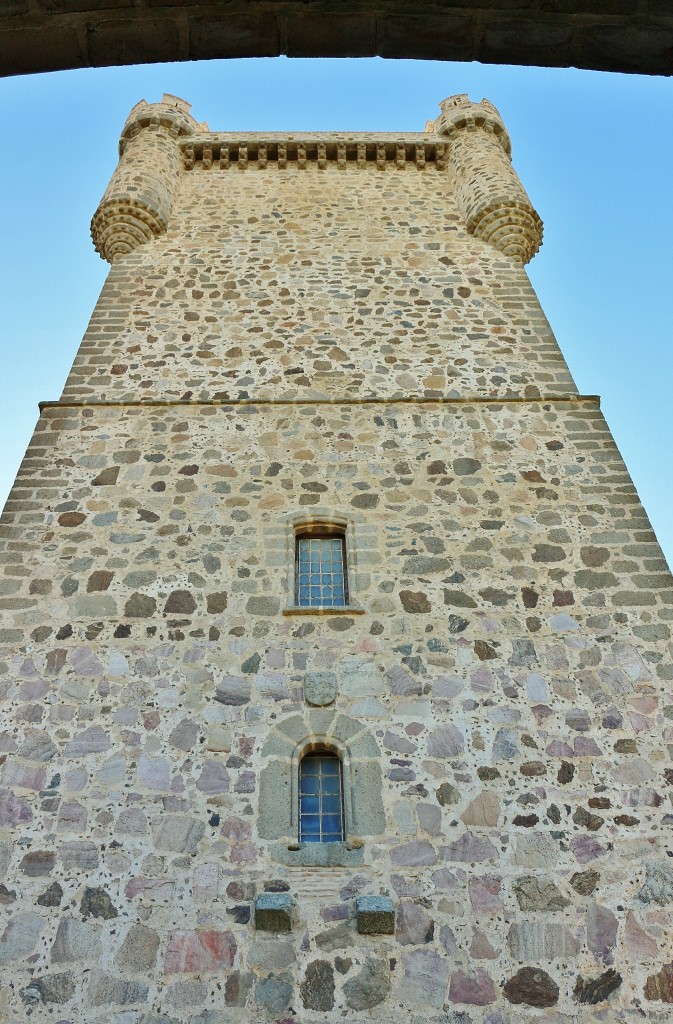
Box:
[2,4,673,79]
[258,709,385,865]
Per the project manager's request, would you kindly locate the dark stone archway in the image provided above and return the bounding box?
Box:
[1,2,672,79]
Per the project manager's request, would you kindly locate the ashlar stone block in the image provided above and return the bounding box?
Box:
[356,895,395,935]
[255,892,293,932]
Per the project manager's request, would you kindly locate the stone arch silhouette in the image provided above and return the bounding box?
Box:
[2,6,670,79]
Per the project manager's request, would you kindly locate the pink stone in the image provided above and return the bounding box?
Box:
[0,789,32,826]
[164,929,236,973]
[193,864,218,902]
[588,902,618,963]
[196,760,229,795]
[65,725,110,757]
[573,736,602,756]
[625,911,658,958]
[442,832,498,864]
[469,875,503,914]
[57,801,87,830]
[470,928,498,959]
[449,968,496,1005]
[570,836,606,864]
[220,817,251,842]
[137,755,170,791]
[545,740,574,757]
[18,680,50,700]
[229,843,257,863]
[125,877,175,900]
[2,763,46,791]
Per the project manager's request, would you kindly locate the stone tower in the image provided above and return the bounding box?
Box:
[1,93,672,1023]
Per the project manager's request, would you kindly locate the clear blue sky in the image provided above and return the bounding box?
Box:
[1,58,672,567]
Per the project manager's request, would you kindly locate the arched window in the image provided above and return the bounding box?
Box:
[295,527,348,608]
[299,750,345,844]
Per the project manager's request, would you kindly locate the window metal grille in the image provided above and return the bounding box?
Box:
[295,534,347,608]
[299,752,345,843]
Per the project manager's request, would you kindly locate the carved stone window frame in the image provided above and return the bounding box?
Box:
[283,511,364,616]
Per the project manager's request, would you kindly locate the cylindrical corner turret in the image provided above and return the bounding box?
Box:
[433,95,542,264]
[91,95,200,263]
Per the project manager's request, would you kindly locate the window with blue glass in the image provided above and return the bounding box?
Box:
[299,752,345,843]
[295,532,348,608]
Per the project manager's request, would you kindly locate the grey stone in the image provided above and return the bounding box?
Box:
[37,882,63,907]
[391,840,436,867]
[59,840,99,871]
[301,959,335,1010]
[0,911,44,961]
[21,972,75,1006]
[399,949,449,1008]
[87,970,149,1007]
[427,723,464,757]
[304,671,337,706]
[258,763,292,839]
[246,596,281,616]
[17,731,58,761]
[51,917,101,963]
[396,900,434,944]
[215,675,250,705]
[356,895,395,934]
[315,922,354,951]
[81,886,118,920]
[344,957,390,1010]
[639,860,673,905]
[508,921,579,961]
[64,725,110,757]
[225,971,254,1007]
[249,936,297,969]
[115,924,160,970]
[255,892,293,932]
[168,718,200,751]
[570,869,600,895]
[453,457,481,475]
[254,973,292,1014]
[437,782,460,806]
[19,850,55,876]
[513,876,570,911]
[124,592,157,617]
[71,594,117,617]
[153,816,205,854]
[492,727,519,760]
[351,760,386,835]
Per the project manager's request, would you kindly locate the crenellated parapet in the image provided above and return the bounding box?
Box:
[91,94,203,263]
[431,94,542,264]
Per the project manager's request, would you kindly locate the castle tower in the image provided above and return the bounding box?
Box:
[1,93,672,1023]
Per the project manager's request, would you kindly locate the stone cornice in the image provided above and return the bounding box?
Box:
[179,135,448,171]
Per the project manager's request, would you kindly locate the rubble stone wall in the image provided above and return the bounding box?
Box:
[1,100,673,1024]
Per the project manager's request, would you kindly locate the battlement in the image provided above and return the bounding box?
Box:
[91,94,542,265]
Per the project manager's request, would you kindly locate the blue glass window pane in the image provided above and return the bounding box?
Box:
[296,533,347,608]
[299,753,344,844]
[322,814,342,833]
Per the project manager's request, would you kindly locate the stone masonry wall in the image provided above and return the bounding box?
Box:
[1,105,673,1024]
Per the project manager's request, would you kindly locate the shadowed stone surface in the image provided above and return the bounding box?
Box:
[356,895,395,934]
[255,893,293,932]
